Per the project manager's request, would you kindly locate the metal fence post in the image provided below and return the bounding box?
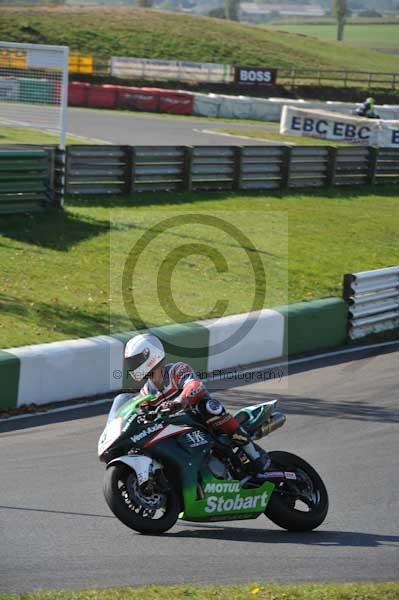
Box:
[342,272,354,340]
[45,146,56,207]
[54,146,66,208]
[326,146,338,187]
[183,146,194,192]
[342,273,355,305]
[280,146,292,189]
[368,146,379,186]
[233,146,242,191]
[124,146,135,194]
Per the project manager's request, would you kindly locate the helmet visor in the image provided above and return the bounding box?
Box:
[125,351,150,382]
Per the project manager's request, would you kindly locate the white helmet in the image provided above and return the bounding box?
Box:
[124,333,165,382]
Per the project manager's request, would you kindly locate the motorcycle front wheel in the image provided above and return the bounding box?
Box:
[103,463,180,534]
[265,451,328,531]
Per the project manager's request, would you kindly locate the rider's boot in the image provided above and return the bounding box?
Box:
[232,428,271,473]
[244,442,271,473]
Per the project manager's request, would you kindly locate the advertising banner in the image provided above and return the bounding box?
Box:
[69,54,93,75]
[234,66,277,86]
[0,49,26,69]
[378,121,399,147]
[111,57,231,83]
[280,105,379,145]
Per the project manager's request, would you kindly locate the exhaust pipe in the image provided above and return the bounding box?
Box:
[253,412,286,440]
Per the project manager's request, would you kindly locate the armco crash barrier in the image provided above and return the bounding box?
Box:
[158,90,194,115]
[0,298,347,410]
[68,81,90,106]
[65,82,399,123]
[280,105,399,147]
[67,81,194,115]
[193,94,399,123]
[117,86,160,112]
[193,93,222,118]
[86,84,118,109]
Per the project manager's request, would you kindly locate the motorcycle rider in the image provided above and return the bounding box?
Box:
[356,97,378,119]
[123,332,270,473]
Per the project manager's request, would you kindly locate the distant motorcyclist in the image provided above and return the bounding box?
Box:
[355,97,379,119]
[121,332,270,473]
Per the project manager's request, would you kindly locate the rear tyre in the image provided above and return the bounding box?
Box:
[103,463,179,534]
[265,451,328,531]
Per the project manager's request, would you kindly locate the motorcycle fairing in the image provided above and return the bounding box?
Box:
[181,476,275,522]
[143,424,193,448]
[146,433,275,523]
[234,400,278,432]
[106,455,162,486]
[98,416,123,456]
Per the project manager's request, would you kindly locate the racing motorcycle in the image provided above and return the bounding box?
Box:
[98,394,329,534]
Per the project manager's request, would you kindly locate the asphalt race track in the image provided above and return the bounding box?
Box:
[64,107,276,145]
[1,345,398,592]
[0,104,278,145]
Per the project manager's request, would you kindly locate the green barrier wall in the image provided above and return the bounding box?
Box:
[0,350,20,410]
[277,298,348,356]
[112,321,210,389]
[17,78,54,104]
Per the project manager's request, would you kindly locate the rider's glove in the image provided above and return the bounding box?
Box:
[162,397,187,412]
[139,398,158,411]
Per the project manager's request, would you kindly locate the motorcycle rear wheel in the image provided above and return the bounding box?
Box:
[103,463,179,534]
[265,451,328,531]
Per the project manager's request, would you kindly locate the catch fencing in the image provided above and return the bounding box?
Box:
[277,67,399,91]
[64,144,399,195]
[0,147,61,214]
[343,266,399,339]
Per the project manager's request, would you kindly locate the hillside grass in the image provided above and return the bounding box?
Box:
[0,6,399,73]
[0,582,398,600]
[269,23,399,55]
[0,186,398,349]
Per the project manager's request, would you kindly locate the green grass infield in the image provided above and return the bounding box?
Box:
[0,125,103,146]
[0,186,398,349]
[210,128,350,146]
[0,582,399,600]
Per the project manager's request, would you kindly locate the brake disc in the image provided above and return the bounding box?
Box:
[126,473,166,511]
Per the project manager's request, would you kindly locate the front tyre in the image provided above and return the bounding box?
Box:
[103,463,179,534]
[265,451,328,531]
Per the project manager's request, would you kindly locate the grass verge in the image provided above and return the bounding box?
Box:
[0,582,399,600]
[0,186,398,349]
[211,128,350,146]
[0,125,101,145]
